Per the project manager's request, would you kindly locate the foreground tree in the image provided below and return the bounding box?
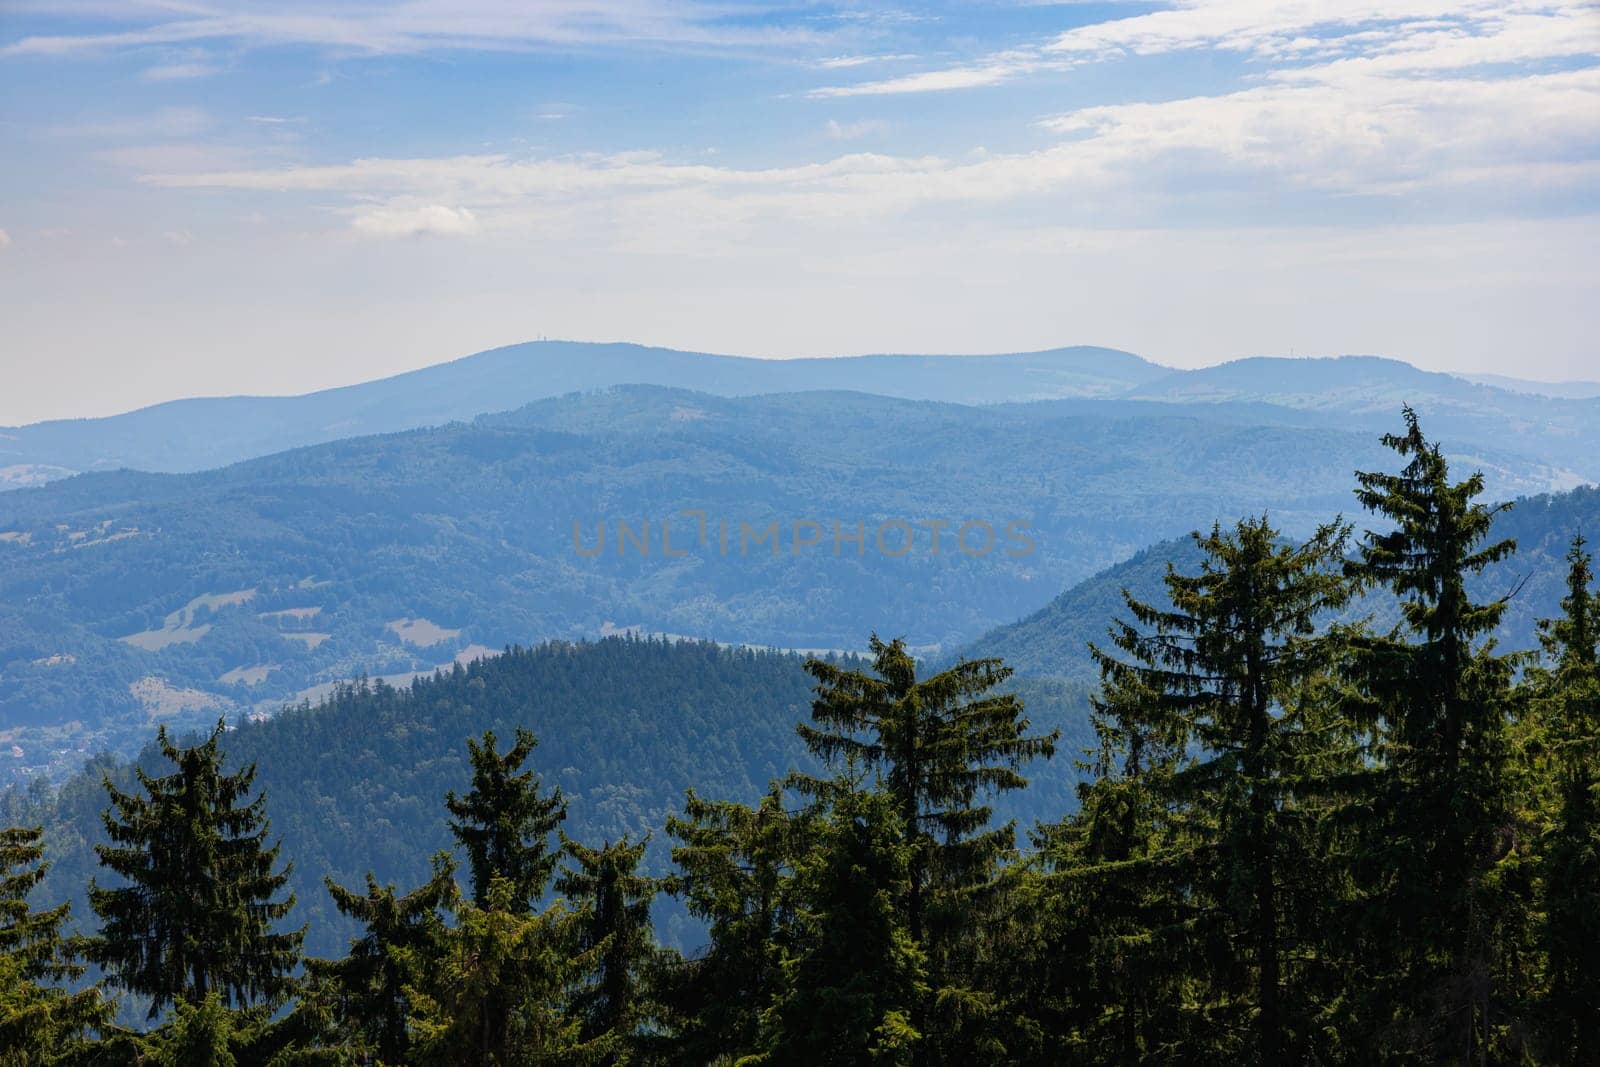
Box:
[309,853,458,1063]
[447,728,568,911]
[556,834,668,1059]
[662,784,800,1062]
[1343,408,1521,1059]
[757,770,924,1067]
[0,825,110,1062]
[1530,536,1600,1062]
[1061,517,1355,1061]
[800,638,1056,1063]
[406,877,597,1067]
[87,722,303,1016]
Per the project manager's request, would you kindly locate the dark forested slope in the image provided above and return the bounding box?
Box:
[10,635,1091,956]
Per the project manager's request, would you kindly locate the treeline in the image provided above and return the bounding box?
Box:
[3,409,1598,1064]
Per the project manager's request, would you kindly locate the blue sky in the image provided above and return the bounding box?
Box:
[1,1,1597,423]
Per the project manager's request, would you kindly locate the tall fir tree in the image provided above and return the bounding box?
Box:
[309,852,458,1063]
[405,877,597,1067]
[555,834,667,1059]
[1064,517,1355,1061]
[800,637,1055,1064]
[446,728,568,911]
[1342,407,1521,1060]
[757,769,924,1067]
[87,722,303,1017]
[1530,535,1600,1062]
[662,784,801,1063]
[0,825,110,1063]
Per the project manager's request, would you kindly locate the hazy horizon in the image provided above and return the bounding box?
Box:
[3,339,1596,428]
[3,1,1596,424]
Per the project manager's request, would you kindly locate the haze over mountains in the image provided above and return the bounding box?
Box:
[4,342,1598,489]
[2,341,1597,786]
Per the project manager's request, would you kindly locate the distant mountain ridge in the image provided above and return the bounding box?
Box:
[7,344,1598,492]
[0,342,1163,485]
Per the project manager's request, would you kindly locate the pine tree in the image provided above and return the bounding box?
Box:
[406,877,596,1067]
[87,721,303,1016]
[0,825,110,1063]
[662,784,800,1062]
[799,638,1055,1062]
[1065,517,1355,1061]
[757,769,924,1067]
[309,852,458,1063]
[555,834,666,1059]
[446,728,568,910]
[1343,407,1521,1059]
[1530,535,1600,1062]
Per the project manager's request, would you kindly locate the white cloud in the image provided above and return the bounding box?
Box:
[0,229,10,247]
[350,203,480,238]
[811,0,1599,97]
[825,118,889,141]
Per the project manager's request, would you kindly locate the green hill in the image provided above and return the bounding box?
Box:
[6,635,1092,957]
[2,386,1467,777]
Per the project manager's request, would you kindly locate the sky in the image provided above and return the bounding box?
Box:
[1,1,1597,425]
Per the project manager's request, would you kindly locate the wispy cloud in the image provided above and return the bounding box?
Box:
[0,228,11,248]
[817,53,917,68]
[52,106,212,140]
[0,0,825,58]
[810,0,1599,97]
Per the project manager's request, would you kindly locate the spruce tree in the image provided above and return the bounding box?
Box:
[406,877,596,1067]
[663,784,800,1062]
[87,721,303,1016]
[1069,517,1354,1061]
[800,638,1055,1061]
[310,852,458,1063]
[758,769,924,1067]
[0,825,110,1063]
[446,728,568,910]
[1343,407,1520,1059]
[555,834,666,1058]
[1530,536,1600,1062]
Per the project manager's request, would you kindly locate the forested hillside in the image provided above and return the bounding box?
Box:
[1,386,1449,776]
[6,636,1093,960]
[5,411,1597,1064]
[966,483,1600,681]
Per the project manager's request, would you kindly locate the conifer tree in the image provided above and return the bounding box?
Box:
[555,833,666,1058]
[757,769,924,1067]
[310,852,458,1063]
[1068,517,1354,1061]
[800,638,1055,1061]
[1343,407,1520,1059]
[1530,535,1600,1062]
[446,728,568,910]
[0,825,110,1063]
[87,722,303,1017]
[662,784,800,1062]
[406,877,597,1067]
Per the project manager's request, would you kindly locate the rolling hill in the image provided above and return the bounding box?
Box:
[962,483,1600,682]
[0,384,1509,780]
[4,636,1091,957]
[0,342,1163,486]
